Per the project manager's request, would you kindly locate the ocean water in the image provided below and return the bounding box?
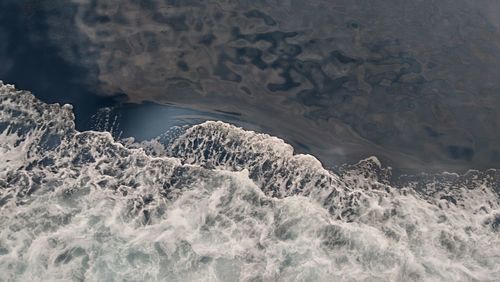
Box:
[3,0,500,173]
[1,82,499,281]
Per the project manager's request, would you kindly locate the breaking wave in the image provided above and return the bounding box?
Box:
[0,81,499,281]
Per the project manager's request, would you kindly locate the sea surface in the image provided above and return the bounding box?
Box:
[1,0,500,173]
[1,0,500,281]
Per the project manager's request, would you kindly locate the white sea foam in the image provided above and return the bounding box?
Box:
[0,81,499,281]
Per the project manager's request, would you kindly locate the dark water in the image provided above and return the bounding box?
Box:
[91,102,245,141]
[2,0,500,173]
[0,1,116,129]
[0,0,251,140]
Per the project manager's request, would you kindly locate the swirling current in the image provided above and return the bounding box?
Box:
[0,81,499,281]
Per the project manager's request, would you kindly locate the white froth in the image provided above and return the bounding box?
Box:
[0,82,499,281]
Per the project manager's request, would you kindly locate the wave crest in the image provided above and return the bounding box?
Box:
[1,82,499,281]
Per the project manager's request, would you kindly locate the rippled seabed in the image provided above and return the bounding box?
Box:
[0,81,499,281]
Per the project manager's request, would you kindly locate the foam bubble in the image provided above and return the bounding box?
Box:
[0,82,499,281]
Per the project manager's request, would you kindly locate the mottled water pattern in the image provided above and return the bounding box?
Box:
[2,0,499,173]
[1,82,500,281]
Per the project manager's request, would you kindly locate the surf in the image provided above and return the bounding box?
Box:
[0,81,499,281]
